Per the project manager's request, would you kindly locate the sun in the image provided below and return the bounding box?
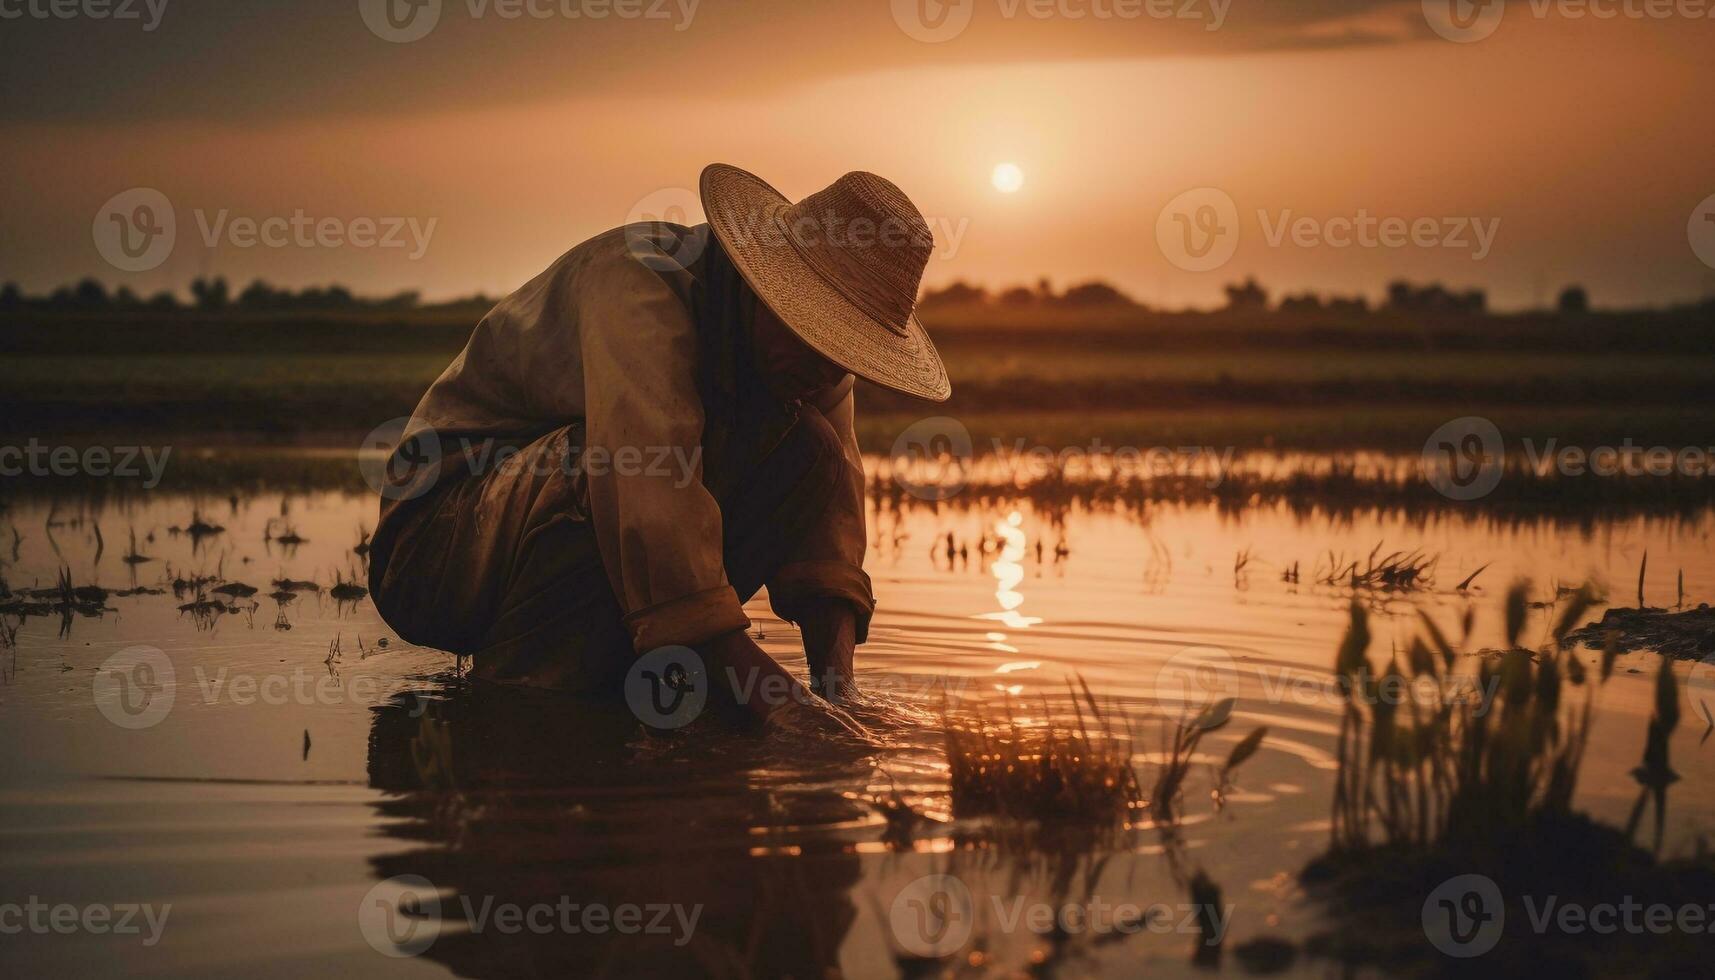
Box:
[991,162,1025,194]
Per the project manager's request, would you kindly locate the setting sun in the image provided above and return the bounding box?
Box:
[991,162,1025,194]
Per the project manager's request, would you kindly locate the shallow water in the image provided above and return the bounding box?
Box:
[3,456,1713,977]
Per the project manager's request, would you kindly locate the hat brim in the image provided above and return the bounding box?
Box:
[699,164,952,403]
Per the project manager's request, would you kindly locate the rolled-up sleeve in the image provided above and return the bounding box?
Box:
[766,380,877,643]
[575,252,747,652]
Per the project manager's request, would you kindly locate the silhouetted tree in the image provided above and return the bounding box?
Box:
[1223,277,1269,311]
[0,282,19,310]
[918,281,988,308]
[1557,285,1589,315]
[1386,280,1484,315]
[997,286,1036,307]
[1054,281,1135,309]
[191,276,230,311]
[1277,292,1324,314]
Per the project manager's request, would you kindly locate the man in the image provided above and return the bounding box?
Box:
[368,164,951,729]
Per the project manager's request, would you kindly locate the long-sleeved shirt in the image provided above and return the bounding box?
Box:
[398,224,873,653]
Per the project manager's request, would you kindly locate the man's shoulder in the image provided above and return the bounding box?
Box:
[538,223,711,293]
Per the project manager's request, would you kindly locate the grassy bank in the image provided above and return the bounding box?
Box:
[4,307,1714,452]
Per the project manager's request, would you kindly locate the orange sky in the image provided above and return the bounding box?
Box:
[2,1,1711,309]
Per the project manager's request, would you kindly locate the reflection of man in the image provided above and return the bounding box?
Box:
[368,164,951,727]
[365,689,865,974]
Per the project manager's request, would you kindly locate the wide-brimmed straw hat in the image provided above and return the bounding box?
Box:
[699,163,951,402]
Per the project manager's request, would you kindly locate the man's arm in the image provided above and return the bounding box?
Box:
[765,379,873,700]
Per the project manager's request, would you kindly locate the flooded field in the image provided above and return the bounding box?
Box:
[3,452,1713,978]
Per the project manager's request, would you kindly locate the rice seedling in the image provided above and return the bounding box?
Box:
[942,678,1144,825]
[330,566,368,603]
[1324,580,1676,852]
[1315,542,1436,593]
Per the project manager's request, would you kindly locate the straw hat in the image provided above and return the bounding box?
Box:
[700,163,951,402]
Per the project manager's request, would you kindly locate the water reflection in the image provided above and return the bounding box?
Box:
[364,685,868,976]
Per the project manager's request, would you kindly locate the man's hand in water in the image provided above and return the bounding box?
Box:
[697,629,810,729]
[696,628,868,738]
[798,598,857,702]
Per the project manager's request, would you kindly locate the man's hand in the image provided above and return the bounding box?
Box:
[697,629,802,729]
[798,598,858,702]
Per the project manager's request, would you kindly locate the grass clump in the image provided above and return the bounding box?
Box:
[943,678,1144,825]
[1328,581,1635,850]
